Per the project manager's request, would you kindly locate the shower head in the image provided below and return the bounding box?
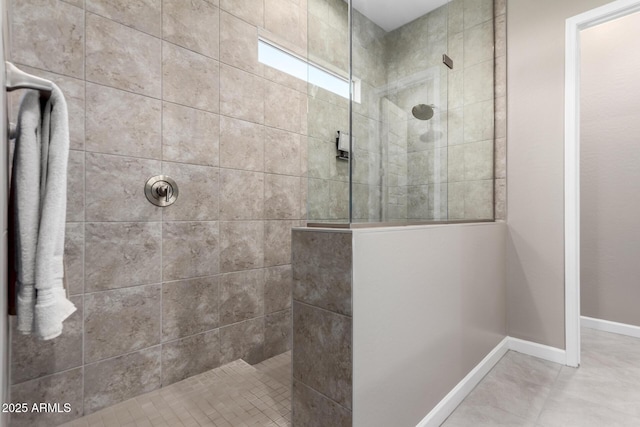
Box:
[412,104,435,121]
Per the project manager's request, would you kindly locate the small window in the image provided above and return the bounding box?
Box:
[258,39,360,102]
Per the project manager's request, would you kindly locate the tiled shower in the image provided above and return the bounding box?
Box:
[5,0,505,425]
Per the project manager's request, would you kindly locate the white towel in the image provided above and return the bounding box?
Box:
[13,84,76,340]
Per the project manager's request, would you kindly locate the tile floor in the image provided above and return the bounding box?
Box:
[59,352,291,427]
[59,328,640,427]
[443,327,640,426]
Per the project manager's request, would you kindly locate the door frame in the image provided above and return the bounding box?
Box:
[564,0,640,367]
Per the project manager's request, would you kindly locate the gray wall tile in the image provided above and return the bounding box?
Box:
[84,347,161,414]
[220,269,265,326]
[84,285,161,363]
[265,265,292,313]
[265,128,302,176]
[264,220,297,267]
[86,13,161,97]
[162,276,220,341]
[220,0,264,27]
[10,368,83,427]
[85,153,162,222]
[161,330,221,386]
[265,174,300,220]
[11,297,83,384]
[292,230,352,316]
[86,0,162,36]
[264,0,307,48]
[293,301,352,409]
[85,222,162,291]
[293,380,351,427]
[163,42,220,112]
[162,162,219,221]
[265,80,305,134]
[163,222,220,281]
[220,64,265,123]
[220,221,264,273]
[219,318,265,364]
[219,11,262,75]
[265,309,291,358]
[66,150,85,222]
[163,0,220,59]
[86,83,162,158]
[11,0,84,78]
[162,102,220,166]
[220,169,264,220]
[219,116,265,172]
[64,223,84,295]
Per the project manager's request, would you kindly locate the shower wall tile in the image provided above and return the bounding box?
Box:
[162,222,220,281]
[265,264,292,313]
[264,220,298,267]
[220,64,265,123]
[495,55,507,99]
[161,162,219,221]
[85,153,162,222]
[495,14,506,57]
[162,276,220,341]
[464,60,494,105]
[219,269,265,325]
[86,0,162,36]
[447,145,465,182]
[292,380,352,427]
[162,42,220,112]
[219,11,262,75]
[495,137,506,179]
[86,13,161,97]
[84,347,161,414]
[220,0,264,27]
[265,309,291,358]
[464,180,494,219]
[264,0,307,48]
[220,169,264,220]
[66,150,85,222]
[463,20,494,68]
[463,0,493,29]
[495,179,506,220]
[265,80,305,134]
[265,174,300,220]
[11,296,83,385]
[162,102,220,166]
[496,95,507,139]
[86,83,162,159]
[219,317,265,364]
[448,182,465,219]
[464,100,494,144]
[84,284,161,363]
[265,128,302,176]
[161,330,221,386]
[64,223,84,295]
[163,0,220,59]
[464,140,494,181]
[84,222,162,291]
[293,301,352,409]
[292,230,352,316]
[9,368,83,427]
[219,116,265,172]
[11,0,84,78]
[220,221,264,273]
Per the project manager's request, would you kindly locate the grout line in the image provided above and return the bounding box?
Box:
[159,0,165,387]
[81,2,87,417]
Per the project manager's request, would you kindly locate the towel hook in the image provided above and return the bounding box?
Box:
[5,62,53,93]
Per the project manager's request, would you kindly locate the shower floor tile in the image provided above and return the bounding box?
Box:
[59,352,291,427]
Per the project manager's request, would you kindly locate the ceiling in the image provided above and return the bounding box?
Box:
[351,0,449,32]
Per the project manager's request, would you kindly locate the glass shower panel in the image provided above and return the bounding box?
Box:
[305,0,351,223]
[349,2,452,223]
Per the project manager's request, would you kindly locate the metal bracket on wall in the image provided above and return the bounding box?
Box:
[443,54,454,70]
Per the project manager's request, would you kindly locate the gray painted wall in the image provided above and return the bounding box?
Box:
[506,0,611,349]
[353,223,507,426]
[580,12,640,327]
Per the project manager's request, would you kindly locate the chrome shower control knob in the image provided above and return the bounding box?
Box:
[145,175,179,207]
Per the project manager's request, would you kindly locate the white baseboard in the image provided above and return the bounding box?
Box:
[581,316,640,339]
[415,336,567,427]
[507,337,567,365]
[416,337,510,427]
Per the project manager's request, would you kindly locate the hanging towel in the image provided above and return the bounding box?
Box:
[12,84,76,340]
